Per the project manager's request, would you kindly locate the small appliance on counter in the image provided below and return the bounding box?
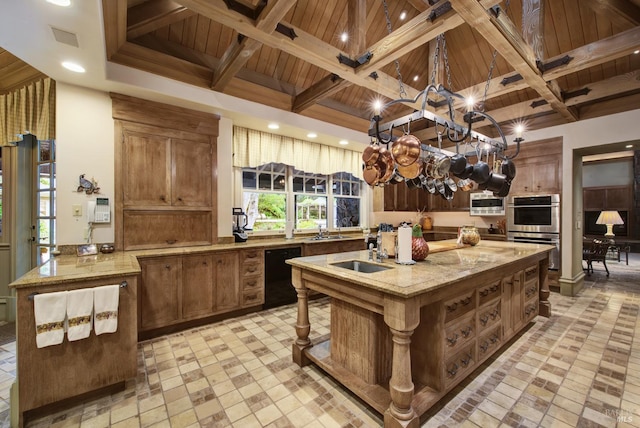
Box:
[232,207,249,242]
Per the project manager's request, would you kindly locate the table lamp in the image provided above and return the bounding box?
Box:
[595,210,624,238]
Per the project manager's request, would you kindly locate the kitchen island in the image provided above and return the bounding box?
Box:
[288,240,553,427]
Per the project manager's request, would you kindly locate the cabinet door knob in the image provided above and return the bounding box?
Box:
[177,197,183,202]
[165,264,171,269]
[166,239,177,244]
[160,195,166,201]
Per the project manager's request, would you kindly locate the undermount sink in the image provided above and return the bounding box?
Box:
[306,235,344,241]
[330,260,393,273]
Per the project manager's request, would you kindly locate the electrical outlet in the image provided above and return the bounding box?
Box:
[72,204,82,217]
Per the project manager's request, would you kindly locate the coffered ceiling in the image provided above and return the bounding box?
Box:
[2,0,640,143]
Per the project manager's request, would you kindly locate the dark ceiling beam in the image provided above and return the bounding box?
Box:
[212,0,297,92]
[449,0,578,122]
[581,0,640,28]
[126,0,196,40]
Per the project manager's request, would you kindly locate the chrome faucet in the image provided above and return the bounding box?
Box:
[368,243,374,261]
[376,231,388,262]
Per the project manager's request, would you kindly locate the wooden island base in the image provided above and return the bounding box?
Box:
[289,240,552,427]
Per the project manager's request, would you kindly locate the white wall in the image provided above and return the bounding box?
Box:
[56,83,115,245]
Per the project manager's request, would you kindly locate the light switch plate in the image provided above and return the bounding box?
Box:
[72,204,82,217]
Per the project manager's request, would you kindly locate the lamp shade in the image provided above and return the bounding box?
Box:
[595,211,624,225]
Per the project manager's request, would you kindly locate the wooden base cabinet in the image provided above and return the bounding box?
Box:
[139,249,262,335]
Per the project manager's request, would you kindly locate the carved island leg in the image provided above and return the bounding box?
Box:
[539,257,551,317]
[291,267,311,366]
[384,299,420,428]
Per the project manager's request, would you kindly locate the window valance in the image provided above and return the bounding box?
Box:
[0,78,56,146]
[233,126,362,178]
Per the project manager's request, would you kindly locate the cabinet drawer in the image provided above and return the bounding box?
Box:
[477,300,501,334]
[241,262,263,278]
[241,249,263,263]
[444,344,475,388]
[242,276,263,292]
[524,300,538,323]
[524,265,539,283]
[443,290,475,324]
[443,313,475,357]
[524,280,539,302]
[478,326,502,359]
[243,288,264,307]
[478,280,501,306]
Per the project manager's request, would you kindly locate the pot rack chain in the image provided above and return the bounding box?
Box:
[382,0,408,99]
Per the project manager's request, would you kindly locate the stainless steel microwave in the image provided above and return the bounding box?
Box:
[469,192,506,216]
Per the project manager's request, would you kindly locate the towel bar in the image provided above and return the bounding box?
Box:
[27,281,128,300]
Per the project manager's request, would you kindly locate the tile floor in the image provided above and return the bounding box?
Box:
[0,254,638,428]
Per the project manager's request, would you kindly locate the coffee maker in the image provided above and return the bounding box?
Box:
[232,207,249,242]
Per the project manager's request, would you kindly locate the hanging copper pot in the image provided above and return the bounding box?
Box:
[363,163,380,186]
[362,144,380,167]
[391,134,422,166]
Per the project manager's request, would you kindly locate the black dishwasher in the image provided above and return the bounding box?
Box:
[264,247,302,309]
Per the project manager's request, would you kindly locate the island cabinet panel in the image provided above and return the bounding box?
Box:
[16,275,138,424]
[139,256,182,331]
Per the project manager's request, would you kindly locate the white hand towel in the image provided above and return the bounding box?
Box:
[94,285,119,335]
[33,291,67,348]
[66,288,93,341]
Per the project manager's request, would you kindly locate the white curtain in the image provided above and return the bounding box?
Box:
[233,126,362,178]
[0,78,56,146]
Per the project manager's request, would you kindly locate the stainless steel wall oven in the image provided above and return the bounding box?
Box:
[507,194,560,270]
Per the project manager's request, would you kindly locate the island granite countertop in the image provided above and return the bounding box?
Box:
[287,239,554,298]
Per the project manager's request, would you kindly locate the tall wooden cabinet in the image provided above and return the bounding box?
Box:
[509,137,562,195]
[112,94,219,250]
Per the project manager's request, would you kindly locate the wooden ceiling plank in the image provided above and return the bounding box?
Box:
[211,0,297,91]
[581,0,640,28]
[127,0,196,40]
[449,0,577,122]
[543,26,640,81]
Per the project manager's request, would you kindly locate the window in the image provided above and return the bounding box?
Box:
[241,163,362,233]
[242,163,287,231]
[37,140,56,264]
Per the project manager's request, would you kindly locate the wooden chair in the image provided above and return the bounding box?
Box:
[583,239,610,276]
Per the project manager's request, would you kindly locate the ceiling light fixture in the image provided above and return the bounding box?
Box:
[267,123,279,130]
[413,75,419,82]
[626,144,633,148]
[399,11,407,20]
[340,32,348,43]
[339,140,349,145]
[307,132,317,139]
[634,50,640,54]
[47,0,71,6]
[61,61,85,73]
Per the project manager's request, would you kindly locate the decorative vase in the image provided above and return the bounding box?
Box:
[421,215,433,230]
[411,224,429,261]
[460,225,481,246]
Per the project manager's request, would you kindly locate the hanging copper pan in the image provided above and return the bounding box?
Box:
[397,158,423,180]
[377,147,395,183]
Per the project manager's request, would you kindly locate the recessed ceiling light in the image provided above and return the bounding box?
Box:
[47,0,71,6]
[399,11,407,20]
[307,132,317,138]
[340,32,348,43]
[626,144,633,148]
[413,75,419,81]
[634,50,640,54]
[339,140,349,145]
[267,123,279,130]
[61,61,85,73]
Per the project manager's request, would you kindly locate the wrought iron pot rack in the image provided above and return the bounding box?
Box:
[365,84,522,199]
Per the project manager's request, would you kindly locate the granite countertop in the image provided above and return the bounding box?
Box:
[286,239,554,298]
[9,235,365,289]
[10,252,141,289]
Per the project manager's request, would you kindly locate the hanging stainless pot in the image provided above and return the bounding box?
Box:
[425,153,451,179]
[391,134,421,166]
